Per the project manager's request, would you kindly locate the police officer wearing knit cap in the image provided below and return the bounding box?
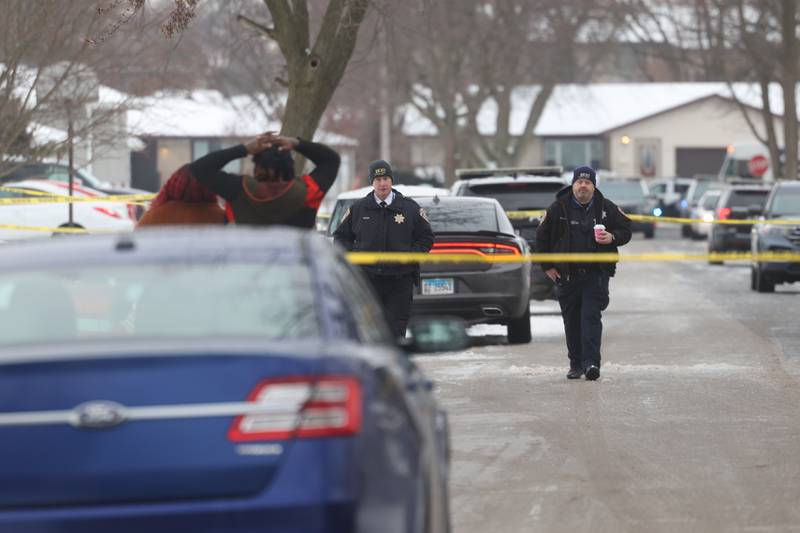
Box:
[535,165,632,381]
[334,159,434,340]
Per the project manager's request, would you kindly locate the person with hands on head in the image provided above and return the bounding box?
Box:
[536,166,632,381]
[333,159,434,341]
[187,131,340,228]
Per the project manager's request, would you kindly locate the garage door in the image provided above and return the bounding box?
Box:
[675,148,727,178]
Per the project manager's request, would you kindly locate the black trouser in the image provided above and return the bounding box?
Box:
[367,273,416,339]
[555,268,610,370]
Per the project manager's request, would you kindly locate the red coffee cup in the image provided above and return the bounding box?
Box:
[594,224,606,242]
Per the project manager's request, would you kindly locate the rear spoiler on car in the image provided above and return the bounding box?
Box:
[455,166,564,179]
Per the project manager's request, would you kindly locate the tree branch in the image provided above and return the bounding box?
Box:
[236,14,276,40]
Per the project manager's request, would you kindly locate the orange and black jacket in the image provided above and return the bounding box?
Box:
[188,139,340,229]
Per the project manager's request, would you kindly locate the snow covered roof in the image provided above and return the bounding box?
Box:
[127,90,358,147]
[28,123,67,145]
[402,82,787,137]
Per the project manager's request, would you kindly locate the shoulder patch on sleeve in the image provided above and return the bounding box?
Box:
[419,207,429,222]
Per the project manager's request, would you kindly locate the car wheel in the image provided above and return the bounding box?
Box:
[52,222,85,238]
[681,224,692,238]
[750,266,757,291]
[506,305,531,344]
[755,264,775,293]
[644,227,655,239]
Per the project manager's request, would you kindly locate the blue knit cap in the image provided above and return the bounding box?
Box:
[572,166,596,186]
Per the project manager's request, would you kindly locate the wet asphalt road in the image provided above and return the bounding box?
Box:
[416,225,800,533]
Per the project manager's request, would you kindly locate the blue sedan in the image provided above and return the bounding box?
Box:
[0,227,460,533]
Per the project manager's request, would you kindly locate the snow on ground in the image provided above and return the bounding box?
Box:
[466,301,565,339]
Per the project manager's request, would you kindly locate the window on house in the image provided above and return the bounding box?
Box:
[192,139,242,174]
[543,139,605,171]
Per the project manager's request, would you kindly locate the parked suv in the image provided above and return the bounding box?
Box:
[412,196,532,343]
[750,181,800,292]
[680,179,724,237]
[690,189,722,239]
[450,167,565,300]
[647,177,694,218]
[598,178,656,238]
[708,184,771,264]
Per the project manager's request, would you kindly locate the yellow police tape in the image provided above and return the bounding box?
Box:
[0,224,98,234]
[0,186,63,197]
[0,193,155,205]
[505,210,800,226]
[320,209,799,226]
[0,227,797,262]
[2,193,797,226]
[345,251,800,264]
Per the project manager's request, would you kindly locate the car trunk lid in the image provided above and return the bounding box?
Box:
[0,344,360,509]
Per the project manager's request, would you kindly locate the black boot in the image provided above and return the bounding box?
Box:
[585,365,600,381]
[566,367,583,379]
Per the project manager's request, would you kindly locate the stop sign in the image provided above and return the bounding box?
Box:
[748,154,769,177]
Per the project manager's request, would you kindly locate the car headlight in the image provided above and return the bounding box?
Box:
[702,213,714,222]
[760,224,789,236]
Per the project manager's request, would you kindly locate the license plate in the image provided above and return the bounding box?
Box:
[421,278,454,295]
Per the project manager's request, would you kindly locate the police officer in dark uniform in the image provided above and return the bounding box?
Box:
[536,166,632,381]
[334,160,434,339]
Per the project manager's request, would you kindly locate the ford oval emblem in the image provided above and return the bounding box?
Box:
[72,401,128,429]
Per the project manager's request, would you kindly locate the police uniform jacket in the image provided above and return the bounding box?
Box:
[535,185,632,277]
[333,189,434,276]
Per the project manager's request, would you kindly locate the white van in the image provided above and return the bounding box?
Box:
[718,143,775,182]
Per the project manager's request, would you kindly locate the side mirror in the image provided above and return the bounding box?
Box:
[403,316,470,354]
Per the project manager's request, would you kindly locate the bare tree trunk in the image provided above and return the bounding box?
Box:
[253,0,369,140]
[759,78,783,181]
[493,88,512,166]
[781,0,798,181]
[512,83,554,166]
[443,130,458,187]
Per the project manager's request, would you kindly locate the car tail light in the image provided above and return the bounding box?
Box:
[93,206,123,219]
[228,377,361,442]
[126,204,138,221]
[717,207,731,220]
[431,241,521,256]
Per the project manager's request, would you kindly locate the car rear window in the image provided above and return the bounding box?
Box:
[327,198,357,235]
[0,263,320,348]
[462,182,563,211]
[727,190,769,208]
[701,191,721,209]
[770,187,800,216]
[417,200,499,233]
[599,181,645,203]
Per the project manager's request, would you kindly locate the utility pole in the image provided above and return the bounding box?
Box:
[67,105,74,225]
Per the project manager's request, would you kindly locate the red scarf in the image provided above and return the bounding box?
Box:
[150,165,217,209]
